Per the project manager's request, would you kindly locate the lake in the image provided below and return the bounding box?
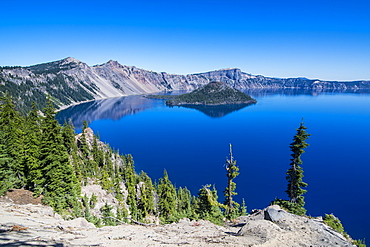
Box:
[57,90,370,241]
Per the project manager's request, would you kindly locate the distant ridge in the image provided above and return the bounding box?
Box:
[1,57,370,112]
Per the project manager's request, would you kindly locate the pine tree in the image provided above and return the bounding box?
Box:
[0,93,26,188]
[286,121,310,210]
[176,187,194,219]
[0,130,14,195]
[196,184,224,225]
[92,135,104,168]
[24,102,42,190]
[39,97,81,212]
[137,171,155,221]
[239,198,247,216]
[273,120,310,215]
[157,169,177,223]
[79,121,90,160]
[100,151,114,192]
[123,154,138,220]
[223,144,240,220]
[101,203,116,226]
[61,119,76,155]
[61,120,83,183]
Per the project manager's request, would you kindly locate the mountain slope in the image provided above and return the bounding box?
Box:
[1,57,370,112]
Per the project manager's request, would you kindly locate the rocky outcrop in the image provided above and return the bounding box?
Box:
[237,205,355,246]
[0,202,355,246]
[1,57,370,111]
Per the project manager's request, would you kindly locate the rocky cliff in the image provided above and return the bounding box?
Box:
[1,57,370,111]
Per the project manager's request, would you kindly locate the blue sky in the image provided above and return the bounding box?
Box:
[1,0,370,81]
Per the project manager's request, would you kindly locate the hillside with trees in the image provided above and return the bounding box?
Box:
[166,81,257,106]
[0,93,247,226]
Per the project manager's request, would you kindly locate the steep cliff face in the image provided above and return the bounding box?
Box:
[1,57,369,111]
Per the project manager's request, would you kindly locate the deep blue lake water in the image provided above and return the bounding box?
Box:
[57,90,370,241]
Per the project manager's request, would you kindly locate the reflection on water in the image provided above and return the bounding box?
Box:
[57,89,370,128]
[178,104,255,118]
[57,96,161,129]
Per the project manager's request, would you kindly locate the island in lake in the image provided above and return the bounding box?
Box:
[165,81,257,106]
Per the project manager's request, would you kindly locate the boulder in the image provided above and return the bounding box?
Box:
[59,217,95,229]
[264,205,292,222]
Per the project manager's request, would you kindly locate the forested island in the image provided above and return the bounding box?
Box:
[166,81,257,106]
[0,93,365,246]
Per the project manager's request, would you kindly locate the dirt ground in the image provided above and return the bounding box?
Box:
[0,189,43,205]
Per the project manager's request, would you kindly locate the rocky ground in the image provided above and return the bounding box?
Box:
[0,190,355,247]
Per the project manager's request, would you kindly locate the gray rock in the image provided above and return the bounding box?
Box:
[60,217,95,229]
[264,205,292,222]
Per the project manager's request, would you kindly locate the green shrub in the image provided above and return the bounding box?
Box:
[323,214,346,235]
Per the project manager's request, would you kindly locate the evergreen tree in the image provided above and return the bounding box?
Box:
[176,187,194,219]
[92,135,104,168]
[196,185,224,225]
[24,102,42,190]
[123,154,138,220]
[61,119,76,155]
[101,203,116,226]
[273,120,310,215]
[39,97,81,212]
[0,130,14,195]
[78,121,98,177]
[99,148,114,191]
[157,169,177,223]
[137,171,155,221]
[239,198,247,216]
[0,93,26,188]
[286,121,310,204]
[61,120,83,183]
[223,144,240,220]
[79,121,90,159]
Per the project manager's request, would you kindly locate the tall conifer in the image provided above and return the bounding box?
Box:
[0,93,25,188]
[123,154,138,220]
[223,144,240,220]
[196,185,224,225]
[24,102,42,190]
[39,97,80,212]
[0,130,14,195]
[273,120,310,215]
[137,171,156,221]
[286,121,310,205]
[157,169,177,223]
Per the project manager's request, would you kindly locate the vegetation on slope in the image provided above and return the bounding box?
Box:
[0,60,95,114]
[166,81,257,106]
